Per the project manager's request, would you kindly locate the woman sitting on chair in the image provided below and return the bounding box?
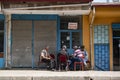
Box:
[58,45,68,70]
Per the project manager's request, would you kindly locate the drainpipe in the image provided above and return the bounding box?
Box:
[2,9,12,69]
[90,7,95,69]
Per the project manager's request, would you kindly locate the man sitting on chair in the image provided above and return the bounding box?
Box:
[69,46,82,70]
[40,46,52,69]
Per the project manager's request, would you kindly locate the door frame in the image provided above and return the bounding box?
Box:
[112,23,120,70]
[57,16,83,55]
[112,37,120,71]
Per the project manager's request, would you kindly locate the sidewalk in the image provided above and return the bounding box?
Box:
[0,70,120,80]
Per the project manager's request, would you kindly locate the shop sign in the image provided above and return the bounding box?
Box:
[68,22,78,29]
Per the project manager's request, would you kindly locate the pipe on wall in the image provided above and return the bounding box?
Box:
[90,7,95,69]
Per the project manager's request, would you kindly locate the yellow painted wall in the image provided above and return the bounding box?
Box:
[92,6,120,71]
[83,6,120,71]
[83,15,90,60]
[95,7,120,18]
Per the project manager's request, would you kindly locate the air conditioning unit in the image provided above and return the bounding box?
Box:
[113,0,119,2]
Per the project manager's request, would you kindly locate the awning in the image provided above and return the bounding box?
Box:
[3,9,90,16]
[3,3,91,15]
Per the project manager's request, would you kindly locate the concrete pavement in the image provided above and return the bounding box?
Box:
[0,70,120,80]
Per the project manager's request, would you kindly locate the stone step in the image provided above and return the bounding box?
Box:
[0,70,120,80]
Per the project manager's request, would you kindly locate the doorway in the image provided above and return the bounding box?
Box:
[113,29,120,71]
[0,20,4,53]
[58,16,82,54]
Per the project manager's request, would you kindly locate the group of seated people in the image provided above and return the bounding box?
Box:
[39,45,88,71]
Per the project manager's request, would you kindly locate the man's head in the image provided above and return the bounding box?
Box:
[80,45,85,51]
[62,45,67,50]
[45,45,49,51]
[73,46,78,50]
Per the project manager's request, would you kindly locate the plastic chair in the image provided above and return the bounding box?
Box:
[74,62,84,71]
[74,60,91,71]
[50,54,56,69]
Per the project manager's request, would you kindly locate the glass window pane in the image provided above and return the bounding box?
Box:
[72,32,80,48]
[113,29,120,37]
[61,32,70,48]
[94,25,109,44]
[60,16,82,30]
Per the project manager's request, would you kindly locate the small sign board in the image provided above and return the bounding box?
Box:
[68,22,78,29]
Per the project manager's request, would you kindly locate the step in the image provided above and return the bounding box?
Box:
[0,70,120,80]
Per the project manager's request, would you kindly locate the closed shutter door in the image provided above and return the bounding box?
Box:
[34,20,57,67]
[12,20,32,67]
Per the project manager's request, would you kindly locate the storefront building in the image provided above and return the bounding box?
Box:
[91,3,120,71]
[0,0,120,71]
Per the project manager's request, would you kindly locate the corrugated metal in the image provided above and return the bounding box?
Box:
[1,0,92,3]
[12,20,32,67]
[34,20,57,67]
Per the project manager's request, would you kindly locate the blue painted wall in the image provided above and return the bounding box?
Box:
[0,14,5,68]
[94,44,110,71]
[94,25,110,71]
[0,58,4,68]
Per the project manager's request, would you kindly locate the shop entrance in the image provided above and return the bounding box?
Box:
[60,31,81,54]
[58,16,82,55]
[113,29,120,71]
